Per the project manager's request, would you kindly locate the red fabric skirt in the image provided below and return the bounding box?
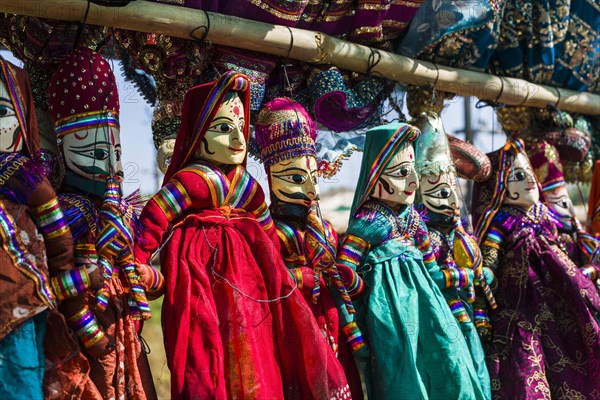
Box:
[304,276,363,400]
[161,210,350,399]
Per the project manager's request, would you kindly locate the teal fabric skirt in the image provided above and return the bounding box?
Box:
[0,311,47,400]
[443,289,491,399]
[359,239,487,400]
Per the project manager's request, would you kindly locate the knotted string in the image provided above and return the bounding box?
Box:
[95,179,151,320]
[304,203,354,314]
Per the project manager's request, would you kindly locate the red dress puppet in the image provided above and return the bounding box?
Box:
[134,72,350,399]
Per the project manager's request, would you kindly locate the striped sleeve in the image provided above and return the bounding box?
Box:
[135,177,194,264]
[338,234,369,271]
[482,226,504,249]
[31,197,70,240]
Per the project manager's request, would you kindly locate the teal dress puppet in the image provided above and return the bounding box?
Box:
[336,122,487,400]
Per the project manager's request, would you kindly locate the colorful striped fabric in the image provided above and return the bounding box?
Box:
[0,200,55,307]
[417,236,437,266]
[275,220,306,266]
[54,110,119,138]
[95,257,114,311]
[50,267,90,301]
[225,165,258,209]
[59,193,99,241]
[251,201,274,231]
[338,234,369,271]
[447,298,471,323]
[482,226,504,250]
[66,305,106,349]
[343,265,365,298]
[121,261,151,318]
[342,321,366,354]
[183,163,227,206]
[305,203,354,313]
[153,179,192,222]
[74,243,98,265]
[31,197,69,240]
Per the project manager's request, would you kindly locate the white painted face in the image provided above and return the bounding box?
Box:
[545,185,574,227]
[504,152,540,209]
[61,124,123,182]
[269,155,319,206]
[0,78,23,153]
[419,170,458,218]
[372,143,419,206]
[197,92,246,165]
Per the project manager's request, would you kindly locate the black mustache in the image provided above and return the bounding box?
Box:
[277,189,320,201]
[7,126,21,150]
[425,202,455,212]
[379,179,395,195]
[506,190,520,200]
[202,138,215,155]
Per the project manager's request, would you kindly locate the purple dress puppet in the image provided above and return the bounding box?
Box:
[472,139,600,399]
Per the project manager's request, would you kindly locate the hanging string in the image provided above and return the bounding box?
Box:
[73,0,92,50]
[577,183,589,216]
[475,77,505,110]
[190,10,220,79]
[553,86,562,110]
[366,48,384,78]
[456,175,472,230]
[189,9,210,43]
[281,26,295,97]
[426,62,440,114]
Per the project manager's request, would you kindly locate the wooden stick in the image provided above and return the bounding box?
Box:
[2,0,599,115]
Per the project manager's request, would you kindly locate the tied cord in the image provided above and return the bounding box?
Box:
[305,203,355,314]
[190,10,221,79]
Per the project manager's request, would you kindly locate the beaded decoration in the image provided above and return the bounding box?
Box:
[254,98,317,169]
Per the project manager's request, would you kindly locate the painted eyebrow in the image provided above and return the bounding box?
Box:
[424,182,449,193]
[386,161,412,171]
[0,96,12,102]
[210,116,234,123]
[67,141,112,149]
[271,167,308,174]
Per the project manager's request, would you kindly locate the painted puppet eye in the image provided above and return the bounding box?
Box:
[93,148,110,160]
[276,174,307,184]
[0,105,15,118]
[387,166,411,178]
[509,169,527,182]
[209,122,235,133]
[428,187,452,199]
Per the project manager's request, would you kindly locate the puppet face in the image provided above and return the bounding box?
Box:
[419,170,458,218]
[504,152,540,209]
[61,124,123,182]
[269,155,319,206]
[197,92,246,165]
[372,143,419,206]
[0,78,23,153]
[545,185,574,229]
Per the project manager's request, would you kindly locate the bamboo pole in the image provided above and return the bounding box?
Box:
[2,0,599,115]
